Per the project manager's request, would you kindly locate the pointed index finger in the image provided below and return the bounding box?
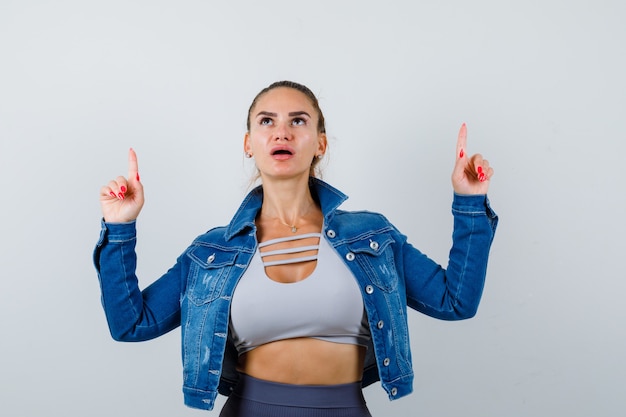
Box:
[128,148,139,181]
[457,123,467,159]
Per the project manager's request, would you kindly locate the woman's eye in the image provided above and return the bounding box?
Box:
[291,118,306,126]
[260,118,273,126]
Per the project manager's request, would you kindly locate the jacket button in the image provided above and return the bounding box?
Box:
[326,230,336,238]
[346,252,355,261]
[391,387,398,396]
[207,254,215,263]
[369,241,379,250]
[383,358,390,367]
[377,320,384,329]
[365,285,374,294]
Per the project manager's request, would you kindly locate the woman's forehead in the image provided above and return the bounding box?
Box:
[253,87,314,112]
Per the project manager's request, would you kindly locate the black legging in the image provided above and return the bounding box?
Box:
[219,374,373,417]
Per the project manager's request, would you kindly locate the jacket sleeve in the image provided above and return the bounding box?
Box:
[403,194,498,320]
[93,220,184,341]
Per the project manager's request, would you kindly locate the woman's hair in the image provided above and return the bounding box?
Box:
[246,80,327,178]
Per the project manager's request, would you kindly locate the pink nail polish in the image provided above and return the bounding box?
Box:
[110,191,116,198]
[120,186,127,193]
[118,193,125,200]
[479,173,486,182]
[136,173,140,181]
[477,166,483,174]
[459,149,464,158]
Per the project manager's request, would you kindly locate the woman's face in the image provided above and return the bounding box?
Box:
[244,87,327,181]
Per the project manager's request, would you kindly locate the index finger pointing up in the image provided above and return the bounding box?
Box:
[128,148,140,182]
[457,123,467,159]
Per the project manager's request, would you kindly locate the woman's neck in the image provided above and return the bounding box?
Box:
[259,175,317,227]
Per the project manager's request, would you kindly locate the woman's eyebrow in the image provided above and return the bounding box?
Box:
[255,111,311,118]
[288,111,311,117]
[255,111,277,118]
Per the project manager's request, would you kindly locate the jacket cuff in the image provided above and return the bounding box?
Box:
[97,219,137,245]
[452,193,496,218]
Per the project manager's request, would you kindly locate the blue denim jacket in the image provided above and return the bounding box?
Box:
[93,178,498,410]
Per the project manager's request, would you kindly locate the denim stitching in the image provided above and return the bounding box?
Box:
[119,243,140,324]
[453,215,474,309]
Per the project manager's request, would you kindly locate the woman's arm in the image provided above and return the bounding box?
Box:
[404,124,498,319]
[94,149,182,341]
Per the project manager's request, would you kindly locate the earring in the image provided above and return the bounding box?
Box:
[317,154,323,159]
[245,152,252,158]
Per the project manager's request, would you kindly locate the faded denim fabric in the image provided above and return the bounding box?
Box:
[93,178,498,411]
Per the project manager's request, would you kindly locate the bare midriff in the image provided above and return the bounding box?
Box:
[237,338,366,385]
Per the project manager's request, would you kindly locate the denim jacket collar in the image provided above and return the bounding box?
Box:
[223,178,348,240]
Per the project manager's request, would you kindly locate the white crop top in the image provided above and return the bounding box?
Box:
[229,233,371,355]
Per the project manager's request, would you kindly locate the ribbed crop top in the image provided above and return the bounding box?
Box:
[229,233,371,355]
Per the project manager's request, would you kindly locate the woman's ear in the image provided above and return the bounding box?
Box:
[317,133,328,155]
[243,132,252,156]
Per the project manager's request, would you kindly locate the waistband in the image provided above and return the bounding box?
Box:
[232,374,366,408]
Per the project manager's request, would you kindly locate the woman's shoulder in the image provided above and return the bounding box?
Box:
[188,225,232,247]
[187,223,256,248]
[331,209,398,235]
[334,208,387,220]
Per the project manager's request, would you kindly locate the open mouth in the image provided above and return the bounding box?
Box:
[272,149,293,155]
[271,147,294,156]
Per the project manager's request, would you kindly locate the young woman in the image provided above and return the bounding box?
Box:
[94,81,498,416]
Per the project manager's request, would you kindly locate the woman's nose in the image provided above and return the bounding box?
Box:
[274,122,292,140]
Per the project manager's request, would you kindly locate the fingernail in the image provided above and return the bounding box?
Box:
[120,186,127,193]
[136,172,140,181]
[118,192,125,200]
[477,166,483,174]
[109,192,116,198]
[459,149,464,158]
[479,173,486,182]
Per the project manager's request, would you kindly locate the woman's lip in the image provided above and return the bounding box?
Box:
[272,153,293,161]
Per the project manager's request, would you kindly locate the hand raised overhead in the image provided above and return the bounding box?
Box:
[99,148,145,223]
[451,123,494,195]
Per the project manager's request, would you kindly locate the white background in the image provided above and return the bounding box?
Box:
[1,1,625,416]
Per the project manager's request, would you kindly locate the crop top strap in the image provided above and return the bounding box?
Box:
[258,233,322,248]
[258,232,322,267]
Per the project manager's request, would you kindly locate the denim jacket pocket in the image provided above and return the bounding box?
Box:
[347,233,398,292]
[186,245,238,305]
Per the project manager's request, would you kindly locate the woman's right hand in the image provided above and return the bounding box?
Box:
[99,148,144,223]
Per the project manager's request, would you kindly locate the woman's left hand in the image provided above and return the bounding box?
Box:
[451,123,494,195]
